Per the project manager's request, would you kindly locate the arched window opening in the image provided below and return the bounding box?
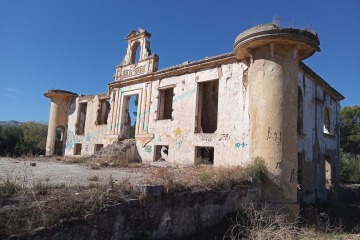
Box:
[324,107,331,134]
[55,125,65,156]
[130,41,141,64]
[297,86,303,133]
[55,126,65,141]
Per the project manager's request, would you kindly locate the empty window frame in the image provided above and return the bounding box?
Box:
[76,102,87,135]
[158,88,174,120]
[154,145,169,161]
[195,146,214,165]
[74,143,82,155]
[130,41,141,64]
[297,86,304,133]
[324,107,331,134]
[55,126,65,141]
[96,99,110,125]
[325,156,332,188]
[94,144,103,153]
[195,80,219,133]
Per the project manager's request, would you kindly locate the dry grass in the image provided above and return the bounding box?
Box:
[141,165,251,193]
[0,176,135,238]
[0,178,21,197]
[87,175,100,182]
[222,203,360,240]
[223,204,303,240]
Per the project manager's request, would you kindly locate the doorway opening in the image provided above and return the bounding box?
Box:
[121,94,139,139]
[54,125,65,156]
[195,80,219,133]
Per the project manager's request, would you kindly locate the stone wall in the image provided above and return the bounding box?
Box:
[9,186,259,240]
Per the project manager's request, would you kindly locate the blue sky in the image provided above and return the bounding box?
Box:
[0,0,359,122]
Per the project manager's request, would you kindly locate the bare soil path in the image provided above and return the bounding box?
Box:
[0,157,150,187]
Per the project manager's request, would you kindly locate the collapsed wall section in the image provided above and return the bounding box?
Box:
[116,61,251,167]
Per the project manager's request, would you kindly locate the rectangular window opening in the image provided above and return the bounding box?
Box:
[94,144,104,153]
[325,156,332,189]
[195,146,214,165]
[154,145,169,162]
[76,102,87,135]
[96,99,110,125]
[158,88,174,120]
[195,80,219,133]
[74,143,82,155]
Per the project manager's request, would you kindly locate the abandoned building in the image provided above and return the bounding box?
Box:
[44,24,344,212]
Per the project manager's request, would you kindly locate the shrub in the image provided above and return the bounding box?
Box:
[0,179,21,197]
[340,151,360,182]
[244,158,268,184]
[223,204,302,240]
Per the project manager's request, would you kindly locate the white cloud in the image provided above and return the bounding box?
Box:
[0,94,21,99]
[5,88,20,93]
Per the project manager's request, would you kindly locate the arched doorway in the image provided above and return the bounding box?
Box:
[54,125,65,156]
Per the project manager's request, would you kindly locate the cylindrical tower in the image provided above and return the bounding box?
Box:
[44,90,77,156]
[233,24,320,214]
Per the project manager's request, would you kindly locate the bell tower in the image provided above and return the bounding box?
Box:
[114,28,159,81]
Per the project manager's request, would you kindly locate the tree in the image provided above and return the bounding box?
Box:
[0,125,23,156]
[340,106,360,157]
[20,121,48,155]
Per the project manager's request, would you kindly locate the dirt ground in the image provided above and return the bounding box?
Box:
[0,157,151,188]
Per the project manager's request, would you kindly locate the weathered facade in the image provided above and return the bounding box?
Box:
[44,25,344,211]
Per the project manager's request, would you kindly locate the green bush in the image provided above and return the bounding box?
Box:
[0,179,21,197]
[340,151,360,182]
[0,125,23,156]
[244,158,268,184]
[0,121,48,156]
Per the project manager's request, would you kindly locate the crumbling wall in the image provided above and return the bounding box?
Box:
[9,186,259,240]
[128,62,251,166]
[297,71,340,203]
[65,95,115,156]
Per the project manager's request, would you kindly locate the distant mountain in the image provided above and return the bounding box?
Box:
[0,120,21,126]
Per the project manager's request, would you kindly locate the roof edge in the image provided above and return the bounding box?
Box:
[300,62,344,101]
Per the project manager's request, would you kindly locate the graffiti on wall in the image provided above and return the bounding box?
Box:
[219,134,230,141]
[65,122,123,150]
[235,142,247,148]
[267,126,282,142]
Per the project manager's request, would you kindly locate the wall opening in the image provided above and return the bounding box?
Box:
[324,107,331,134]
[54,125,65,156]
[158,88,174,120]
[74,143,82,155]
[76,102,87,135]
[325,155,332,189]
[121,94,139,139]
[195,146,214,165]
[297,86,303,133]
[96,99,110,125]
[195,80,219,133]
[297,151,305,192]
[130,41,141,64]
[94,144,103,153]
[154,145,169,161]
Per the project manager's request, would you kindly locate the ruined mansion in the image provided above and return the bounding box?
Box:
[44,24,344,209]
